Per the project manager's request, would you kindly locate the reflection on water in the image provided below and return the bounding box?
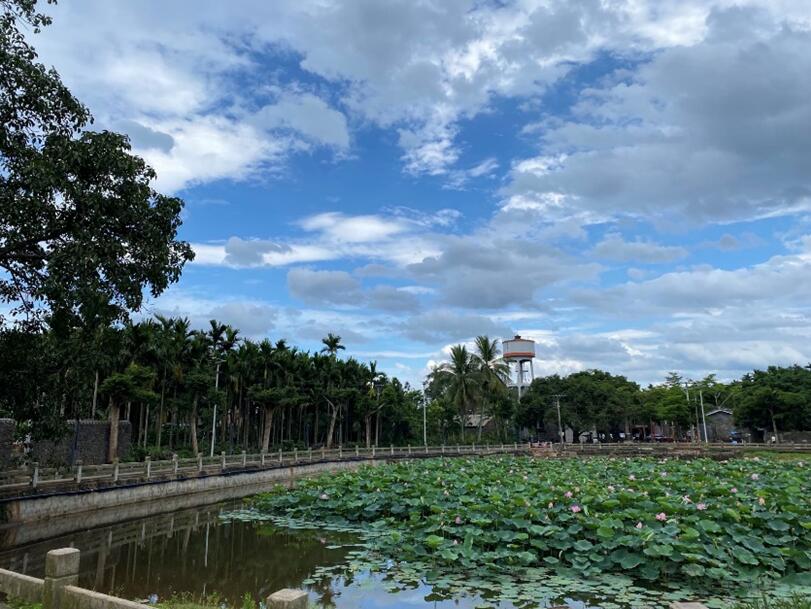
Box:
[0,502,356,606]
[0,503,559,609]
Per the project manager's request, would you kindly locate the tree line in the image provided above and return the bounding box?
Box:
[425,338,811,443]
[0,317,426,460]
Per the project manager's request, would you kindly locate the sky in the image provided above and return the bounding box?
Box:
[30,0,811,388]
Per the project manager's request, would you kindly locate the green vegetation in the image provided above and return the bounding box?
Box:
[731,595,811,609]
[242,456,811,607]
[0,320,423,459]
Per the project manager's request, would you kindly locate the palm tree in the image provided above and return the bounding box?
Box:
[320,333,345,356]
[431,344,479,441]
[472,335,510,440]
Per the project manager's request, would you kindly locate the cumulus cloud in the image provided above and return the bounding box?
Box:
[504,6,811,225]
[592,233,688,263]
[287,268,362,305]
[398,310,512,344]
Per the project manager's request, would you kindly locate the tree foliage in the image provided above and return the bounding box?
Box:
[0,0,193,327]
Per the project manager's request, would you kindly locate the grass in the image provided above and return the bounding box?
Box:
[731,595,811,609]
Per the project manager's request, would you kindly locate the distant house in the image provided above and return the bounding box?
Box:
[704,408,735,442]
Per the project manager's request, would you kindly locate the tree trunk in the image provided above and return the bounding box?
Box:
[190,394,199,455]
[108,398,120,463]
[262,406,273,453]
[92,370,99,418]
[771,408,779,443]
[156,376,166,449]
[325,400,339,449]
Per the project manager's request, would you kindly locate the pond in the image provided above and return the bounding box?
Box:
[0,502,579,609]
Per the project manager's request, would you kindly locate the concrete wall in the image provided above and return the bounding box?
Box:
[0,419,14,467]
[1,459,378,533]
[0,566,44,602]
[31,420,131,466]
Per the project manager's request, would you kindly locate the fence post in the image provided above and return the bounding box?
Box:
[355,446,359,457]
[408,444,412,455]
[339,445,343,459]
[43,548,80,609]
[242,451,247,467]
[456,444,460,454]
[31,462,39,488]
[441,445,445,454]
[220,451,226,470]
[279,448,283,464]
[514,442,518,450]
[424,444,428,454]
[113,459,120,483]
[472,443,476,452]
[294,447,298,462]
[308,447,312,462]
[390,444,394,456]
[321,447,325,460]
[172,453,179,475]
[74,460,83,483]
[197,453,203,473]
[145,457,151,480]
[261,451,266,466]
[372,446,376,458]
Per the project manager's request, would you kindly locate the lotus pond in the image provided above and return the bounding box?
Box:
[228,455,811,608]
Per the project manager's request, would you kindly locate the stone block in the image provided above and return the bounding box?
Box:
[45,548,80,578]
[671,603,709,609]
[266,589,308,609]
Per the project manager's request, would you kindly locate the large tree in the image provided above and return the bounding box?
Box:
[0,0,193,327]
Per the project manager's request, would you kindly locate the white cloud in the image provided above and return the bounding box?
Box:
[592,232,689,264]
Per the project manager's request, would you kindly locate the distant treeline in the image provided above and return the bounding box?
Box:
[424,339,811,442]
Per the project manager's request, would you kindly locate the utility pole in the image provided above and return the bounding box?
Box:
[699,389,708,444]
[552,394,565,445]
[423,396,427,447]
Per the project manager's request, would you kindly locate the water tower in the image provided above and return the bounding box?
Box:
[502,335,535,398]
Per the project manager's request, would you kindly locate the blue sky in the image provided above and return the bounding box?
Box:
[32,0,811,387]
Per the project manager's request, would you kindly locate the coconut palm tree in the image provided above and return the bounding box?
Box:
[431,344,479,440]
[472,335,510,440]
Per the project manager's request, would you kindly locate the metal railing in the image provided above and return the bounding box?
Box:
[0,442,526,496]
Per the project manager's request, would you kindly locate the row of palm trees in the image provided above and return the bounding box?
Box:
[426,336,513,441]
[1,316,423,461]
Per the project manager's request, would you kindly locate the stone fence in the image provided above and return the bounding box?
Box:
[0,547,154,609]
[0,419,131,467]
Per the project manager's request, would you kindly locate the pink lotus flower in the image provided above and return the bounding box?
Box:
[682,495,692,504]
[564,491,573,498]
[758,497,766,506]
[571,505,582,513]
[655,512,667,521]
[696,503,707,511]
[730,487,738,494]
[751,473,759,481]
[455,516,462,525]
[635,522,643,529]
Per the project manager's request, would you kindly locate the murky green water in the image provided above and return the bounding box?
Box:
[1,503,565,609]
